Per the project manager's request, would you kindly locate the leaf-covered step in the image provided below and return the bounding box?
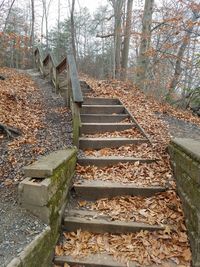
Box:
[54,254,135,267]
[54,254,178,267]
[79,137,148,150]
[63,209,164,233]
[73,180,166,200]
[77,156,156,167]
[80,114,130,123]
[80,123,135,134]
[80,104,125,114]
[83,97,120,105]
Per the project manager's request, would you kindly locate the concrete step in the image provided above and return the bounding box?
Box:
[79,137,148,150]
[54,254,135,267]
[77,156,156,167]
[73,180,166,200]
[80,105,125,114]
[63,209,164,233]
[54,255,177,267]
[80,123,135,135]
[83,97,120,105]
[82,88,93,93]
[80,114,129,123]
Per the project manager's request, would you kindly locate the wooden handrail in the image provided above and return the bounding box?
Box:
[67,54,83,104]
[34,47,83,147]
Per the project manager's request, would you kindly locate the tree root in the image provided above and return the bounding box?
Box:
[0,123,21,138]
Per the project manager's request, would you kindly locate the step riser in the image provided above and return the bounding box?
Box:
[54,255,177,267]
[77,158,156,167]
[84,98,120,105]
[54,255,129,267]
[80,114,129,123]
[80,106,125,114]
[63,218,163,234]
[79,139,147,150]
[74,186,166,200]
[80,124,133,134]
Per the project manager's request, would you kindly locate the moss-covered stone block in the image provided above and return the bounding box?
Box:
[19,148,77,224]
[169,138,200,267]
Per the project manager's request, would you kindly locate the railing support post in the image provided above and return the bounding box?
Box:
[66,66,71,108]
[71,101,81,148]
[55,69,59,93]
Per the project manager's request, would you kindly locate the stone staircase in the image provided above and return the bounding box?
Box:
[52,83,179,267]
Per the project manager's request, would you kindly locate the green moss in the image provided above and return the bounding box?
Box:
[16,148,77,267]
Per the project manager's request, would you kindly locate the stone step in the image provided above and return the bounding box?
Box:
[82,88,93,93]
[54,254,135,267]
[80,114,129,123]
[63,209,164,233]
[80,123,135,135]
[80,105,125,114]
[77,156,156,167]
[83,97,120,105]
[54,255,177,267]
[73,180,166,200]
[79,137,148,150]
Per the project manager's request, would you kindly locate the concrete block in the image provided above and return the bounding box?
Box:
[18,177,53,206]
[23,148,77,178]
[21,202,51,224]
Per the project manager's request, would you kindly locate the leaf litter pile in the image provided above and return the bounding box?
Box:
[55,78,200,266]
[78,191,184,227]
[76,161,173,187]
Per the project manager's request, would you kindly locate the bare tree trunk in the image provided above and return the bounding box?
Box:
[168,12,200,98]
[68,0,76,61]
[3,0,16,32]
[135,0,154,91]
[121,0,133,80]
[42,0,52,52]
[113,0,123,79]
[30,0,35,66]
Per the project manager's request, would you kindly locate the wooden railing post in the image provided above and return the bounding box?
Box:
[66,66,71,108]
[71,101,81,148]
[55,68,59,93]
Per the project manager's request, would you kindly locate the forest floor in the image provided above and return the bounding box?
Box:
[0,68,200,266]
[0,68,72,266]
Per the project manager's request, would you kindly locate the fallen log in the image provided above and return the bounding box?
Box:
[0,123,21,138]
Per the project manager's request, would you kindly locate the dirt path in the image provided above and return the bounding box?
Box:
[0,69,72,266]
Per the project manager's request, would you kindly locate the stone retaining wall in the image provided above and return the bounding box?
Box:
[7,148,77,267]
[169,138,200,267]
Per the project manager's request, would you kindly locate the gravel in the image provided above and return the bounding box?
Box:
[157,113,200,140]
[0,69,72,266]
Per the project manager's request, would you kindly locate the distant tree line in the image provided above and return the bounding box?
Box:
[0,0,199,111]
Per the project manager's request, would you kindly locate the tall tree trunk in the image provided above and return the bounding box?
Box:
[30,0,35,66]
[121,0,133,80]
[3,0,16,32]
[68,0,76,61]
[113,0,123,79]
[135,0,154,91]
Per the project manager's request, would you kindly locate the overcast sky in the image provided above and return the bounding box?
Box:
[44,0,108,29]
[78,0,108,12]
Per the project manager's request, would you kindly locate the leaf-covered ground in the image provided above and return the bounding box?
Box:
[55,77,200,266]
[0,68,72,265]
[0,68,72,188]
